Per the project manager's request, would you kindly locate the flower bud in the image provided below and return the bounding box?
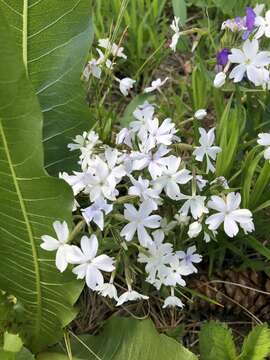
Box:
[188,221,202,238]
[214,72,226,88]
[194,109,207,120]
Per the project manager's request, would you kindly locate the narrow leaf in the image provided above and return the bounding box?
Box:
[246,237,270,261]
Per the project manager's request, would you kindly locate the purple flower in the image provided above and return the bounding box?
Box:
[216,48,230,67]
[245,7,256,31]
[235,17,246,30]
[242,7,256,40]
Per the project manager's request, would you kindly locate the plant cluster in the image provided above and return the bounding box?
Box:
[0,0,270,359]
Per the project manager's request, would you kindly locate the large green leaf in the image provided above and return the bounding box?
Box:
[39,317,197,360]
[0,9,82,352]
[0,0,93,174]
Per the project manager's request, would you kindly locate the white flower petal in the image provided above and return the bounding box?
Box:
[40,235,60,251]
[55,246,68,272]
[81,235,98,260]
[53,220,69,243]
[92,254,115,272]
[224,215,239,237]
[86,265,104,290]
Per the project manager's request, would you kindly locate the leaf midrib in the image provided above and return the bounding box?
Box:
[0,120,41,337]
[23,0,28,74]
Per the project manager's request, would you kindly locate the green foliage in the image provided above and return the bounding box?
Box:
[37,320,270,360]
[241,145,270,211]
[94,0,169,78]
[200,322,270,360]
[0,0,94,174]
[200,321,236,360]
[215,97,246,178]
[0,333,34,360]
[0,10,82,352]
[172,0,187,25]
[191,65,210,110]
[187,0,256,16]
[3,333,23,353]
[44,317,198,360]
[237,325,270,360]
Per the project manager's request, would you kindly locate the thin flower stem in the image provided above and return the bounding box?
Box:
[134,39,167,79]
[68,220,85,242]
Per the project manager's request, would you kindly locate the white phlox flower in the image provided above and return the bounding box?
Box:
[68,130,101,171]
[83,149,126,202]
[163,256,187,287]
[163,295,184,308]
[179,194,209,220]
[116,127,134,148]
[82,47,114,81]
[229,39,270,86]
[41,221,72,273]
[153,155,192,199]
[206,192,254,238]
[176,246,202,275]
[128,176,161,209]
[116,289,149,306]
[142,117,180,150]
[68,130,100,153]
[129,102,155,140]
[131,145,171,180]
[95,283,118,301]
[170,16,181,52]
[196,175,208,191]
[98,38,127,59]
[82,197,113,230]
[83,59,102,80]
[120,200,161,247]
[117,77,136,96]
[193,127,222,173]
[144,77,168,93]
[68,235,115,290]
[255,10,270,39]
[83,157,119,202]
[138,230,174,287]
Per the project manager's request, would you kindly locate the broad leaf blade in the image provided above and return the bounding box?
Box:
[1,0,93,174]
[42,317,198,360]
[0,9,82,352]
[199,321,236,360]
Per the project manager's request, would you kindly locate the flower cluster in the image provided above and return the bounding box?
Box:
[83,37,135,97]
[214,4,270,89]
[41,101,255,309]
[83,37,170,97]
